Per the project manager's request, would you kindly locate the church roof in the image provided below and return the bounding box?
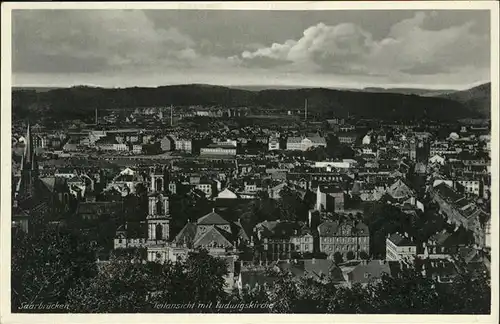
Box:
[174,222,197,246]
[193,226,234,249]
[232,220,250,241]
[197,211,230,226]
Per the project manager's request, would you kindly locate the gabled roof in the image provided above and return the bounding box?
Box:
[193,226,234,248]
[347,260,391,284]
[233,220,250,241]
[304,259,337,279]
[318,221,340,237]
[197,211,230,226]
[387,179,413,199]
[433,182,461,202]
[174,222,197,246]
[40,176,68,193]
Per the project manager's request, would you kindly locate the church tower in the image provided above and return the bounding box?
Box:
[16,122,39,199]
[150,166,164,193]
[146,193,170,243]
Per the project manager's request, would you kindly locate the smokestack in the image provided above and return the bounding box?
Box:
[95,108,98,125]
[304,99,308,121]
[170,105,173,127]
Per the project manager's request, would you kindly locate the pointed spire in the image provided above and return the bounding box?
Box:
[24,121,33,164]
[18,121,38,198]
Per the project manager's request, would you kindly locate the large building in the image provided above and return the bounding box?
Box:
[174,210,249,253]
[95,135,128,151]
[317,220,370,259]
[337,132,358,145]
[173,137,192,153]
[286,136,326,151]
[200,144,237,156]
[316,185,344,213]
[255,221,301,261]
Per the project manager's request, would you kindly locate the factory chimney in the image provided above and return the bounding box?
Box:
[170,105,173,127]
[304,99,308,121]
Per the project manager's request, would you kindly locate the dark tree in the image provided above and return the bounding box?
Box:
[359,251,370,260]
[11,226,98,312]
[333,252,344,265]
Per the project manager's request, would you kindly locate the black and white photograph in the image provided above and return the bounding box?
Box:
[1,1,498,321]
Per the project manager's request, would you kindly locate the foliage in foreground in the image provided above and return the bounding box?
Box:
[12,226,490,314]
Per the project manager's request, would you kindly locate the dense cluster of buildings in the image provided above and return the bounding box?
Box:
[12,109,492,292]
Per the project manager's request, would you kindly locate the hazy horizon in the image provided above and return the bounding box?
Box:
[12,80,489,92]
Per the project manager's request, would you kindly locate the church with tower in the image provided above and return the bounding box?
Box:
[114,188,172,249]
[12,123,50,233]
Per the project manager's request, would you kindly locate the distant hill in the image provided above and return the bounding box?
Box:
[11,83,481,122]
[229,85,310,91]
[12,86,63,92]
[362,87,455,96]
[435,82,491,118]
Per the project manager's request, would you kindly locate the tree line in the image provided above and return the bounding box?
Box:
[11,225,490,314]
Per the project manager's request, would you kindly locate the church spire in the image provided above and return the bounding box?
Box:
[22,122,35,168]
[18,122,38,198]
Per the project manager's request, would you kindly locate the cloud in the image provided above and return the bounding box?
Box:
[11,10,490,88]
[237,12,489,79]
[12,10,215,74]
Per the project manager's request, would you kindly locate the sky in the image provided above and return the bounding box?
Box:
[11,9,491,89]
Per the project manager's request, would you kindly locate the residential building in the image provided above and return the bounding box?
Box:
[290,226,314,254]
[337,132,358,145]
[385,233,417,261]
[456,178,482,196]
[160,135,174,152]
[268,137,280,151]
[195,181,217,198]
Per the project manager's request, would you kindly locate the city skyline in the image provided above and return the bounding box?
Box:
[12,9,490,90]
